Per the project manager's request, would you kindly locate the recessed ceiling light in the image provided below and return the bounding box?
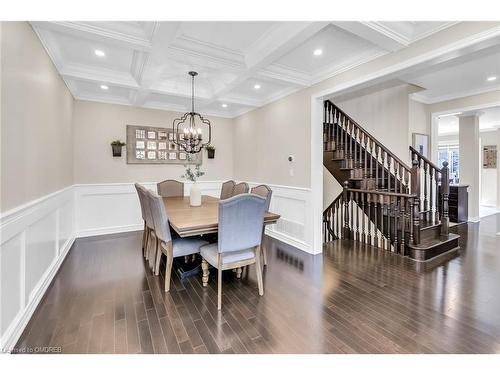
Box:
[254,84,261,90]
[94,49,105,57]
[100,85,109,90]
[221,103,228,108]
[487,76,497,82]
[313,49,323,56]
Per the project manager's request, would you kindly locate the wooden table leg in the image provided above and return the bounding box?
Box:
[201,258,209,287]
[236,267,242,279]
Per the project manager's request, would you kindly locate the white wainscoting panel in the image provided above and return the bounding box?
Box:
[0,187,75,352]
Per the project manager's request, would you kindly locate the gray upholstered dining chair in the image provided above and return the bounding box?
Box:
[199,194,267,310]
[250,184,273,266]
[146,190,208,292]
[135,184,155,262]
[232,182,249,196]
[157,179,184,197]
[220,180,236,200]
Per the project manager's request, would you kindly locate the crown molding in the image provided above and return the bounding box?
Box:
[31,21,153,51]
[412,85,500,105]
[257,64,310,87]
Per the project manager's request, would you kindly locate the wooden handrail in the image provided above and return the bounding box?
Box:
[409,146,441,172]
[327,100,412,173]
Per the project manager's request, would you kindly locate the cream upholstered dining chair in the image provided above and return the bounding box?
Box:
[220,180,236,200]
[250,185,272,266]
[135,184,155,262]
[199,194,267,310]
[157,179,184,197]
[146,190,208,291]
[232,182,249,196]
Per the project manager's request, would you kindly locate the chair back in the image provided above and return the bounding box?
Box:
[218,194,266,253]
[157,179,184,197]
[146,190,172,243]
[136,185,154,229]
[134,183,146,221]
[250,185,272,211]
[220,180,236,200]
[232,182,249,196]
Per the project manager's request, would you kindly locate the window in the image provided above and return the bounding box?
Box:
[438,144,459,184]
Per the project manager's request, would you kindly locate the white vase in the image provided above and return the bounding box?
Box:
[190,181,201,207]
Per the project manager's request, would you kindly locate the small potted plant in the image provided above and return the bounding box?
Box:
[206,144,215,159]
[110,140,126,157]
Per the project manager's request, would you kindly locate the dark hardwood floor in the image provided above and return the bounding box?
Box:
[14,214,500,354]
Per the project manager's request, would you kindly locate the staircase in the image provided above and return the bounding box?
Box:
[322,100,460,262]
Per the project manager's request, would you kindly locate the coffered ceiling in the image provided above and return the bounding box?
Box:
[31,21,455,118]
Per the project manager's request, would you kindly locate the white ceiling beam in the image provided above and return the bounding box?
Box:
[332,21,409,52]
[60,64,139,89]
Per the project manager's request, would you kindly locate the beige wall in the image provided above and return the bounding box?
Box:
[72,100,234,184]
[1,22,74,212]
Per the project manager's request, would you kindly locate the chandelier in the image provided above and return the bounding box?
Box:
[172,71,212,154]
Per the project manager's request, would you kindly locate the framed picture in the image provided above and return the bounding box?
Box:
[126,125,202,165]
[412,133,429,158]
[483,145,497,168]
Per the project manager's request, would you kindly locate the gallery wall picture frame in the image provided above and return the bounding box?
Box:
[483,145,497,168]
[126,125,202,165]
[412,133,430,158]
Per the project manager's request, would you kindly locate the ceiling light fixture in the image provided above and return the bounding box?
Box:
[94,49,105,57]
[487,76,497,82]
[254,84,261,90]
[313,49,323,56]
[172,71,212,154]
[100,85,109,90]
[221,103,228,108]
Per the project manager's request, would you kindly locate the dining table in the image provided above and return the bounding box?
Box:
[162,195,281,237]
[162,195,281,285]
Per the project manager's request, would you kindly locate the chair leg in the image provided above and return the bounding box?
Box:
[148,233,156,270]
[217,259,222,310]
[144,228,150,260]
[154,239,161,276]
[255,246,264,296]
[235,267,242,279]
[262,245,268,266]
[142,222,146,253]
[201,258,209,287]
[164,241,173,292]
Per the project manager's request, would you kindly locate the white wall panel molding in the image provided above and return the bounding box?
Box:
[0,187,75,352]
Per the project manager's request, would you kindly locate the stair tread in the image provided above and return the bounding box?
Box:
[408,233,459,250]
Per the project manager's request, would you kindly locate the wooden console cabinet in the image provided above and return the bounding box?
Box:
[439,184,469,223]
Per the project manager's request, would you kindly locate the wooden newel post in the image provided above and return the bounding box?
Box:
[342,181,350,239]
[440,161,450,236]
[410,159,421,245]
